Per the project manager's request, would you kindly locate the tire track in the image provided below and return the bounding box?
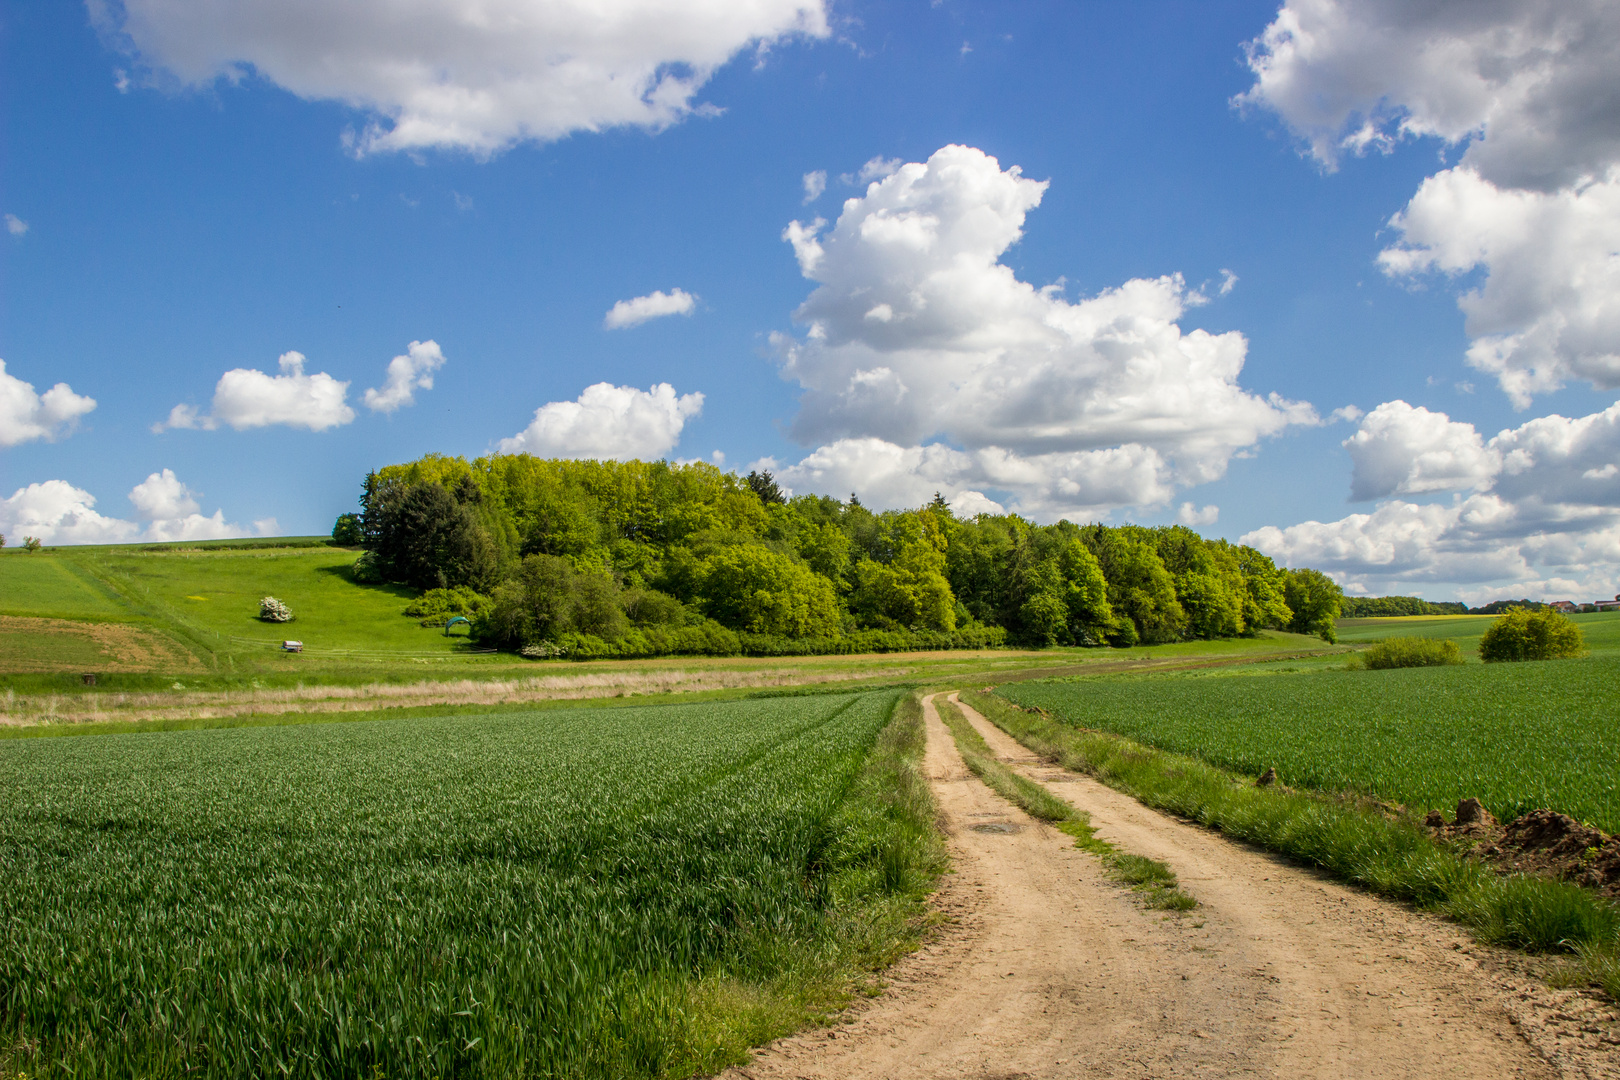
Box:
[723,693,1569,1079]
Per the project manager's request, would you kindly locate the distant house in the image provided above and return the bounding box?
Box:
[1597,595,1620,612]
[1550,600,1578,612]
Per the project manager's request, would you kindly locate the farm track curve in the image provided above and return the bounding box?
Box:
[722,693,1619,1079]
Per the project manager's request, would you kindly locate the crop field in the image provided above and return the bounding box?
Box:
[1000,656,1620,832]
[0,689,917,1078]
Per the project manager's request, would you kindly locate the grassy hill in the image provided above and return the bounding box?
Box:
[10,538,1614,682]
[90,545,476,657]
[0,555,135,621]
[0,540,499,682]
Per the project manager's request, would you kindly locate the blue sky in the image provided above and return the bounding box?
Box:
[4,0,1619,603]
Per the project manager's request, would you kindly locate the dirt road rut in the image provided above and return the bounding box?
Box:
[723,693,1617,1079]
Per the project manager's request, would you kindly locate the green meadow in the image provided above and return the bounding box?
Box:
[0,540,1344,697]
[0,553,134,621]
[90,545,475,656]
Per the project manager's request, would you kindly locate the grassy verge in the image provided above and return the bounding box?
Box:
[933,694,1195,912]
[962,689,1620,997]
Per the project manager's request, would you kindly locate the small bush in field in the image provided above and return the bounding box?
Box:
[1479,607,1585,663]
[1354,636,1463,670]
[258,596,293,622]
[349,551,384,583]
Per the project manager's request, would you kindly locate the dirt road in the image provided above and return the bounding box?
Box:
[723,693,1618,1079]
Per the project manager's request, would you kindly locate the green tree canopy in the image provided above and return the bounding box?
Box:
[701,545,842,637]
[344,452,1351,657]
[1283,568,1344,643]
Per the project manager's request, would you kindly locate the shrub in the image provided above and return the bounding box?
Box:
[519,641,569,659]
[349,551,384,583]
[528,622,744,661]
[402,586,490,624]
[620,588,688,628]
[1479,607,1586,663]
[258,596,293,623]
[330,512,364,546]
[1354,636,1463,669]
[477,554,628,648]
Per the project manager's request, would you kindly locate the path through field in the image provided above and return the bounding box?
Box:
[723,694,1619,1079]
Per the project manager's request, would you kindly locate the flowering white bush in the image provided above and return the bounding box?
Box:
[520,641,568,659]
[259,596,294,622]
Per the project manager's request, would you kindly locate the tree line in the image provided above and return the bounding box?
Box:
[1339,596,1468,617]
[1338,596,1591,617]
[333,454,1344,658]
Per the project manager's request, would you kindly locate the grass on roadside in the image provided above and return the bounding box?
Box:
[962,688,1620,999]
[933,694,1195,912]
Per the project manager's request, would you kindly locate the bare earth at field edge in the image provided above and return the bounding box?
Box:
[720,694,1619,1079]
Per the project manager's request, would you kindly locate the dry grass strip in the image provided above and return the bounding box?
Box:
[0,666,914,728]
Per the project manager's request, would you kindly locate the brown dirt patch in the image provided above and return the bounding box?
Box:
[1430,803,1620,901]
[0,616,200,673]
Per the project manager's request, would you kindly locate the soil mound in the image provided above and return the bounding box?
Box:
[1490,810,1620,899]
[1428,801,1620,900]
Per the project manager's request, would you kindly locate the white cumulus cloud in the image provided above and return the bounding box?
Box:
[768,144,1316,518]
[762,438,1175,523]
[857,156,903,182]
[498,382,703,459]
[1246,397,1620,598]
[0,481,138,545]
[1236,0,1620,190]
[1240,0,1620,406]
[128,467,201,520]
[604,288,697,330]
[0,359,97,447]
[4,214,26,236]
[159,351,355,432]
[93,0,829,156]
[1177,502,1220,526]
[802,169,826,203]
[363,339,447,413]
[1344,399,1499,500]
[0,471,261,546]
[127,468,253,541]
[1377,167,1620,406]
